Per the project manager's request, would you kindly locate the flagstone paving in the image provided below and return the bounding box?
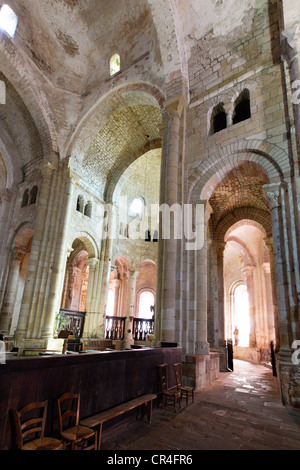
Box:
[101,360,300,451]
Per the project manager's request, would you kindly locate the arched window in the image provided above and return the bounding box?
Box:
[29,186,38,205]
[84,201,92,218]
[145,230,151,242]
[128,198,144,218]
[76,195,84,213]
[110,54,121,76]
[233,89,251,125]
[0,4,18,38]
[138,291,155,320]
[21,189,29,208]
[153,230,158,242]
[210,103,227,134]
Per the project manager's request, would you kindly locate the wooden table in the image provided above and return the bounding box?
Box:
[80,394,157,450]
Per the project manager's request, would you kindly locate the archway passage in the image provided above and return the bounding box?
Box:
[224,220,276,364]
[61,243,90,314]
[0,227,33,336]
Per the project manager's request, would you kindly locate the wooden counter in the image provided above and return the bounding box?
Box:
[0,347,182,450]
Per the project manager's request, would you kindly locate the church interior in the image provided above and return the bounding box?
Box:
[1,0,300,451]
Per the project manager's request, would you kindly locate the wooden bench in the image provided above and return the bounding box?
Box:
[83,339,115,352]
[80,394,157,450]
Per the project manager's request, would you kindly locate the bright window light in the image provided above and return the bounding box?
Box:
[129,198,143,217]
[110,54,120,76]
[138,291,155,320]
[0,5,18,38]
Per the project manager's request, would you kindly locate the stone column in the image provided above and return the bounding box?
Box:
[14,159,78,348]
[216,241,226,348]
[264,237,280,348]
[262,262,276,344]
[0,189,13,310]
[194,201,211,355]
[14,159,58,342]
[0,249,25,333]
[242,266,256,348]
[39,168,77,340]
[160,94,186,344]
[263,183,290,361]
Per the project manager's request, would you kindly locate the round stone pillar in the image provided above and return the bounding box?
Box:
[263,183,291,361]
[160,94,186,344]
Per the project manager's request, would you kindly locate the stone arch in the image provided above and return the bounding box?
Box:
[70,232,99,260]
[67,83,165,163]
[106,140,162,202]
[215,208,272,242]
[0,224,34,334]
[8,222,34,253]
[0,138,22,188]
[0,45,57,155]
[115,255,131,280]
[188,142,287,204]
[225,237,255,266]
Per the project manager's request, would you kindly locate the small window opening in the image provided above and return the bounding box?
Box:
[211,103,227,134]
[76,195,84,213]
[21,189,29,208]
[0,4,18,38]
[233,90,251,125]
[29,186,38,205]
[153,230,158,242]
[110,54,121,77]
[145,230,151,242]
[84,201,92,218]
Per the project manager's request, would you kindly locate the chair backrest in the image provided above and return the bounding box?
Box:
[13,400,48,449]
[174,363,183,387]
[57,392,80,433]
[158,364,169,392]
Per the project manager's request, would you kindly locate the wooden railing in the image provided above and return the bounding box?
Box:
[59,309,85,338]
[105,316,126,341]
[133,318,154,341]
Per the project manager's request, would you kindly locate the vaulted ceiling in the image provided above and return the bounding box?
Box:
[0,0,272,193]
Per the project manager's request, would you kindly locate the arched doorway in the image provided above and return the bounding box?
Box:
[0,227,33,335]
[224,220,276,363]
[59,238,93,338]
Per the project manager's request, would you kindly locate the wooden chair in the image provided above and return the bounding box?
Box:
[174,362,194,405]
[13,401,64,450]
[57,392,97,450]
[158,363,181,412]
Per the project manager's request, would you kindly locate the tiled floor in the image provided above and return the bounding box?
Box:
[101,360,300,450]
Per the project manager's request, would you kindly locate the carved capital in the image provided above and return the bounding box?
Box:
[263,183,285,210]
[87,258,99,271]
[164,93,187,119]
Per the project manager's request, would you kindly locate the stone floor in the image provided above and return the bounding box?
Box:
[101,360,300,451]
